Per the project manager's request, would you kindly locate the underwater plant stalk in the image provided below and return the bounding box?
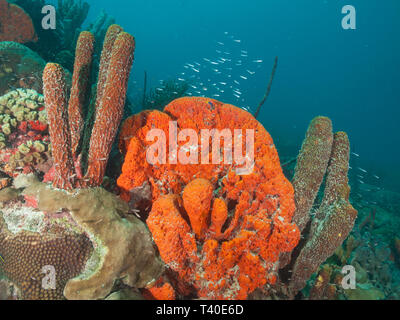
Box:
[254,56,278,119]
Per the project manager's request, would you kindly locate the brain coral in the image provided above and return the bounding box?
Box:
[118,97,300,299]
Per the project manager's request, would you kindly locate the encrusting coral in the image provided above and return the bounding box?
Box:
[118,97,300,299]
[0,211,93,300]
[0,174,163,300]
[0,175,93,300]
[0,0,37,43]
[20,176,163,300]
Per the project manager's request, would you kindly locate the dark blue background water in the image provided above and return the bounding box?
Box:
[82,0,399,191]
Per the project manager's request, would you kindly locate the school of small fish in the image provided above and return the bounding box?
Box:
[177,31,265,112]
[350,151,382,207]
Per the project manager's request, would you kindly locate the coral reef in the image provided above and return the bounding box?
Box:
[19,176,163,300]
[0,0,37,43]
[0,174,163,300]
[10,0,115,73]
[0,24,164,301]
[118,97,300,299]
[0,176,93,300]
[0,88,51,178]
[303,227,400,300]
[0,42,46,95]
[0,279,18,300]
[56,0,90,53]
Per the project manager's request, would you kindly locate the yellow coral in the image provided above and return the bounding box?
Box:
[33,141,46,152]
[18,144,30,155]
[2,123,11,135]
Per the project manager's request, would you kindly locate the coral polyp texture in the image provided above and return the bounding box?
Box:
[0,88,50,180]
[0,175,93,300]
[0,174,162,300]
[0,216,92,300]
[0,0,37,43]
[118,97,300,299]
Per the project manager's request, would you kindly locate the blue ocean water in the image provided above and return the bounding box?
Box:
[81,0,400,192]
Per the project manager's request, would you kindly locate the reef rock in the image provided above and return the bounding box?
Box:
[0,42,45,96]
[21,175,163,300]
[0,0,37,44]
[0,174,163,300]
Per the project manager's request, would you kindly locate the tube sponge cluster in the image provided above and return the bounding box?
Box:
[271,117,358,299]
[42,25,135,190]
